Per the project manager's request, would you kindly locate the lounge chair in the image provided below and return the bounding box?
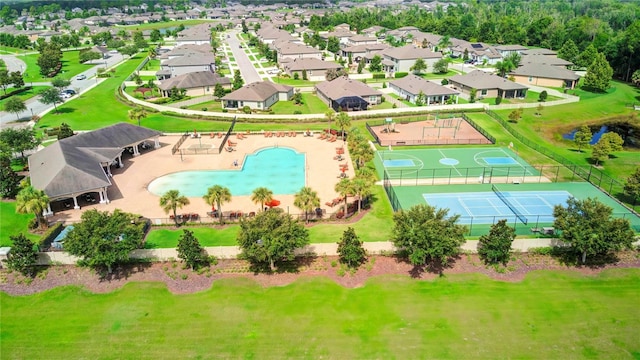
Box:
[210,132,215,138]
[218,132,223,138]
[292,131,297,137]
[325,201,334,207]
[318,133,327,140]
[228,140,237,146]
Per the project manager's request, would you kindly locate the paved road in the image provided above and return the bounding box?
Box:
[0,53,125,127]
[226,30,262,84]
[0,54,27,73]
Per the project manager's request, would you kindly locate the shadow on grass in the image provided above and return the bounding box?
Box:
[246,254,318,274]
[54,107,76,114]
[394,250,459,278]
[98,260,153,282]
[532,247,621,268]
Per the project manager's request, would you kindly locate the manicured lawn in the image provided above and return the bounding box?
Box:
[270,94,329,114]
[145,226,239,248]
[387,93,417,107]
[493,81,640,181]
[20,50,95,83]
[0,86,50,108]
[2,269,639,358]
[0,201,40,246]
[272,77,318,87]
[418,70,459,79]
[369,101,395,110]
[118,19,212,31]
[185,99,223,112]
[0,46,32,54]
[144,59,161,71]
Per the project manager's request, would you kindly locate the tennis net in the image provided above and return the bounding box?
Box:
[492,184,528,225]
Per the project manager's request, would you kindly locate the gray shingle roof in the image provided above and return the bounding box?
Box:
[315,76,382,100]
[510,63,579,81]
[158,71,231,90]
[163,53,215,66]
[28,123,162,199]
[449,70,528,91]
[283,58,342,72]
[520,54,572,66]
[389,74,459,96]
[222,81,293,102]
[382,45,442,60]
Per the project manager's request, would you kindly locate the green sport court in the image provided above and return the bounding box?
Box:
[386,182,640,236]
[374,147,542,184]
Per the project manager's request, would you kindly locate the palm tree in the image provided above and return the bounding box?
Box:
[334,178,352,216]
[325,109,335,133]
[203,185,231,225]
[159,189,190,226]
[148,47,157,59]
[335,112,351,141]
[350,141,374,169]
[251,187,273,212]
[15,186,49,229]
[128,107,147,126]
[437,35,452,53]
[294,186,320,224]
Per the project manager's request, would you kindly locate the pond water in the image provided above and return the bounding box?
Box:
[562,125,608,145]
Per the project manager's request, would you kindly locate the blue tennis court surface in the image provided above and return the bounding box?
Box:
[423,190,572,224]
[483,157,518,165]
[384,159,415,167]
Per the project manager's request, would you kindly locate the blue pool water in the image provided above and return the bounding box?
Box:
[483,157,518,165]
[148,147,305,197]
[384,159,415,167]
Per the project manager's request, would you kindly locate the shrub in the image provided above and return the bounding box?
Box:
[242,106,252,114]
[495,96,502,105]
[293,110,302,114]
[394,72,408,78]
[392,103,397,108]
[222,109,228,113]
[382,82,387,88]
[201,108,207,111]
[372,73,386,79]
[441,79,449,85]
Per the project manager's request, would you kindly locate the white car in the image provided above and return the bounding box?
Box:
[267,69,280,75]
[76,74,86,80]
[60,92,71,99]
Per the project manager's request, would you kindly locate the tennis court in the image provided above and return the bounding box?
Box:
[423,188,571,225]
[387,182,640,235]
[375,147,542,184]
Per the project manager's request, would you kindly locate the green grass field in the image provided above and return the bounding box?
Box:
[0,86,50,108]
[20,50,95,83]
[0,202,40,246]
[270,93,329,114]
[2,269,639,358]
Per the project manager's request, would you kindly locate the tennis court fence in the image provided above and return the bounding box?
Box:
[383,165,567,186]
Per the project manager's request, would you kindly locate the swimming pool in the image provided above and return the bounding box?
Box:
[148,147,305,197]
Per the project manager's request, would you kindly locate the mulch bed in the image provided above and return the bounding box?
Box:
[1,251,639,296]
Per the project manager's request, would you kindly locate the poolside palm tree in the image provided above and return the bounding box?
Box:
[335,112,351,141]
[294,186,320,224]
[251,187,273,212]
[335,178,353,217]
[159,189,190,226]
[128,107,147,127]
[325,109,335,133]
[15,185,49,229]
[350,141,374,169]
[148,47,157,59]
[350,177,373,213]
[203,185,231,225]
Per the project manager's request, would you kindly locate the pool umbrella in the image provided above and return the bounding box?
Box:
[266,199,281,208]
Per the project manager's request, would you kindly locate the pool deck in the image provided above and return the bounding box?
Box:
[47,132,355,223]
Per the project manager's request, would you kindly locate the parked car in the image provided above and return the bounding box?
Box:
[76,74,86,80]
[63,89,76,96]
[60,92,71,99]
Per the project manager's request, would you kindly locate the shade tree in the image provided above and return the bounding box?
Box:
[337,227,366,268]
[553,197,635,264]
[478,219,516,265]
[3,233,38,276]
[236,208,309,271]
[177,229,208,270]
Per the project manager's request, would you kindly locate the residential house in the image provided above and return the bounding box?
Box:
[347,35,378,46]
[412,32,442,50]
[520,54,573,67]
[361,25,385,39]
[273,41,323,61]
[257,26,297,44]
[315,76,383,111]
[341,43,390,63]
[175,23,213,46]
[160,44,213,60]
[282,58,342,81]
[510,63,579,89]
[221,82,294,110]
[494,45,528,57]
[386,26,419,42]
[450,41,501,64]
[157,53,216,80]
[320,30,356,45]
[521,48,557,56]
[389,74,459,105]
[158,71,232,97]
[381,45,442,73]
[449,70,528,99]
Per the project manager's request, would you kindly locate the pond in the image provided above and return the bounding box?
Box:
[563,125,608,145]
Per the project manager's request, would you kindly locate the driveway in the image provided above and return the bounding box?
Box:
[226,30,262,84]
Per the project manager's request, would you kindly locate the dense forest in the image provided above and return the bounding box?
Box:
[308,1,639,82]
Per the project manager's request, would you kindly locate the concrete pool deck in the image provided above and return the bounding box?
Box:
[48,132,356,224]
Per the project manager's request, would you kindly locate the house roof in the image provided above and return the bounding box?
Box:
[348,35,377,42]
[389,74,459,96]
[28,123,161,199]
[382,45,442,60]
[449,70,528,91]
[275,42,322,56]
[158,71,231,90]
[494,44,528,51]
[521,48,557,56]
[315,76,382,100]
[342,43,390,54]
[283,58,342,72]
[510,63,579,81]
[520,54,572,66]
[163,53,215,66]
[222,81,293,102]
[162,44,213,58]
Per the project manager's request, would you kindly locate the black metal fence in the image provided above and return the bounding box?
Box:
[485,110,639,213]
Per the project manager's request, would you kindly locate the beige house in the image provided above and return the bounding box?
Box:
[510,63,580,89]
[158,71,231,97]
[315,76,382,112]
[281,58,342,81]
[449,70,528,99]
[156,53,216,80]
[389,74,459,105]
[222,81,294,110]
[381,45,442,73]
[274,41,323,61]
